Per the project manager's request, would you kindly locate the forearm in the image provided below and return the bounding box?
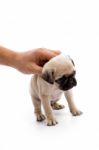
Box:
[0,46,18,67]
[0,46,60,74]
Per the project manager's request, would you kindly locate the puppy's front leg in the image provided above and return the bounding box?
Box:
[41,95,58,126]
[64,89,82,116]
[31,95,45,121]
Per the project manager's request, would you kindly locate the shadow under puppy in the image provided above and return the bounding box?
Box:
[30,54,82,126]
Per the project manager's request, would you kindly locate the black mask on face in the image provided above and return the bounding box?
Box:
[55,71,77,91]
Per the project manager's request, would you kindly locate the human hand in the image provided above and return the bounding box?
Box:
[14,48,61,74]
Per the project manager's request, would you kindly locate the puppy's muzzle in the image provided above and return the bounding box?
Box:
[55,76,77,91]
[69,78,77,86]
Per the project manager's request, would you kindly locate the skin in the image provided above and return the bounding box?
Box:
[0,46,61,74]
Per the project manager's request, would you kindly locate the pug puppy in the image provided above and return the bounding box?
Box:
[30,54,82,126]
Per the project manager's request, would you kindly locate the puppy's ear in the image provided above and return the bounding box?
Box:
[68,56,75,66]
[71,59,75,66]
[41,69,55,84]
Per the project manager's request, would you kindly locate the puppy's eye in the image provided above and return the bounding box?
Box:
[68,71,76,78]
[55,76,68,84]
[73,70,76,75]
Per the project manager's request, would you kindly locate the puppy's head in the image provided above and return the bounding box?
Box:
[41,54,77,91]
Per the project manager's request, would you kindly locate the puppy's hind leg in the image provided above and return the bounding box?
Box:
[51,101,65,110]
[31,95,45,121]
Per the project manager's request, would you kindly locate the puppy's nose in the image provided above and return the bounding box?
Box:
[73,78,77,86]
[69,78,77,86]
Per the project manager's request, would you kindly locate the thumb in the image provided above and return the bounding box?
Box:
[31,63,42,74]
[53,50,61,55]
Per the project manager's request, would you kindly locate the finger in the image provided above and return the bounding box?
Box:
[54,50,61,54]
[31,63,42,74]
[41,50,61,60]
[44,49,61,55]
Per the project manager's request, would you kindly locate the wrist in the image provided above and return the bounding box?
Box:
[0,46,19,68]
[8,51,20,68]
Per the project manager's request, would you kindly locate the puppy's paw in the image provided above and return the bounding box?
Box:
[47,118,58,126]
[71,110,83,116]
[51,102,65,110]
[36,114,46,122]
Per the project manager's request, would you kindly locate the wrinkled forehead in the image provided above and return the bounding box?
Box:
[43,54,75,78]
[55,67,75,80]
[53,55,75,78]
[56,70,76,81]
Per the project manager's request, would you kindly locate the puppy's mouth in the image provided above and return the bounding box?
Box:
[55,74,77,91]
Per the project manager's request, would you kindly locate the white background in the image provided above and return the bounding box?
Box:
[0,0,99,150]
